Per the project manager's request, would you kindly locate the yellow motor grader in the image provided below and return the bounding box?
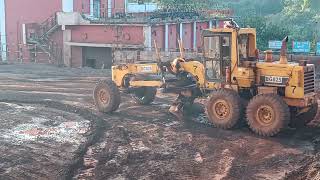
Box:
[93,20,318,137]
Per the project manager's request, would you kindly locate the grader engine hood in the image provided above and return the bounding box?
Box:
[256,62,315,99]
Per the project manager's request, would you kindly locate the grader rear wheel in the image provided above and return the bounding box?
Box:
[246,95,289,137]
[93,80,121,113]
[132,87,157,105]
[206,89,243,129]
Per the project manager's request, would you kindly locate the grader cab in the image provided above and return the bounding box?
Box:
[93,20,318,137]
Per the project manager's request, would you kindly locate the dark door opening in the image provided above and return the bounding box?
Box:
[85,58,96,68]
[83,47,113,69]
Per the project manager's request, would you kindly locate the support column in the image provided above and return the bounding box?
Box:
[165,23,169,52]
[209,20,213,50]
[90,0,94,16]
[124,0,128,14]
[193,21,197,51]
[144,25,152,51]
[22,24,26,45]
[107,0,112,18]
[179,23,183,40]
[0,0,7,61]
[63,29,72,67]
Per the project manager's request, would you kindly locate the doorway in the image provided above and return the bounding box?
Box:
[83,47,113,69]
[62,0,74,12]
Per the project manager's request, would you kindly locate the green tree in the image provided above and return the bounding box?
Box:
[238,16,289,50]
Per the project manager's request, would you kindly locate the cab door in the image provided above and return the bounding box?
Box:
[203,33,231,81]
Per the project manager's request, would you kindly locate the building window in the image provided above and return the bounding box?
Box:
[128,0,157,3]
[127,0,158,13]
[93,0,101,18]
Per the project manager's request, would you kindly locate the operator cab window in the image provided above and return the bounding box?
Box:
[238,33,256,63]
[203,34,231,81]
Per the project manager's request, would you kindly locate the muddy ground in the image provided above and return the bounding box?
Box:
[0,64,319,180]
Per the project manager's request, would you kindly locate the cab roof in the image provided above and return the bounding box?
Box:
[202,28,256,36]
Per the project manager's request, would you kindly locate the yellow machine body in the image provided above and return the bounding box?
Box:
[111,27,316,109]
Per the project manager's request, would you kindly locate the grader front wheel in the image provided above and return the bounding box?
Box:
[246,95,289,137]
[93,80,121,113]
[206,89,243,129]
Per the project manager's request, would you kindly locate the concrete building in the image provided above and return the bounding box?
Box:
[0,0,229,68]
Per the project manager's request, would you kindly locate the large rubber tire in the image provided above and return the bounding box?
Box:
[93,80,121,113]
[132,87,157,105]
[246,95,290,137]
[206,89,243,129]
[290,102,318,128]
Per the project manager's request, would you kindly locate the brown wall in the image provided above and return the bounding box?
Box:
[151,25,165,50]
[182,23,193,50]
[70,25,145,45]
[71,46,83,68]
[5,0,62,61]
[168,24,178,50]
[196,22,209,50]
[74,0,90,14]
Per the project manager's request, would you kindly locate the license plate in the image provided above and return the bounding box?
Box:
[141,66,153,72]
[265,76,283,84]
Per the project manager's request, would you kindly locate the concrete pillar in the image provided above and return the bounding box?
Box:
[143,26,152,51]
[90,0,94,16]
[179,23,183,41]
[124,0,128,14]
[0,0,7,61]
[107,0,112,18]
[209,20,213,50]
[63,29,72,67]
[22,24,26,45]
[193,22,197,51]
[165,23,169,52]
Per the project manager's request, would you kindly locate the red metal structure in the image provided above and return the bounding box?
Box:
[1,0,227,68]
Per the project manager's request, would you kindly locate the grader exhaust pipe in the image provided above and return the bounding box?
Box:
[279,36,289,64]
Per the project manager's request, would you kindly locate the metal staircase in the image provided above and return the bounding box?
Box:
[27,13,63,65]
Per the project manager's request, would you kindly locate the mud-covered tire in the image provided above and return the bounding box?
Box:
[290,103,318,128]
[93,80,121,113]
[132,87,157,105]
[206,89,242,129]
[246,95,289,137]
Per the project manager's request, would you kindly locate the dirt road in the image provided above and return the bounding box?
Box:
[0,64,319,180]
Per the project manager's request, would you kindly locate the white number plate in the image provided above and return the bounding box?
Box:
[141,66,153,72]
[264,76,283,84]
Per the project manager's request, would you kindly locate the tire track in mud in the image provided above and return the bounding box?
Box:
[0,99,110,180]
[1,97,319,179]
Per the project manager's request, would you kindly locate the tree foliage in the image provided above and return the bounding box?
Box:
[157,0,320,50]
